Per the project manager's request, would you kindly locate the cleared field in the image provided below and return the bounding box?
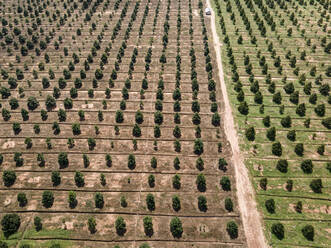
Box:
[211,0,330,247]
[0,0,245,247]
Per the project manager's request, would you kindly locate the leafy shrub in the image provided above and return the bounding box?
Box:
[143,216,153,237]
[170,217,183,238]
[266,127,276,141]
[196,157,204,171]
[3,170,16,187]
[272,142,282,156]
[226,221,238,239]
[281,116,291,128]
[148,175,155,188]
[42,191,54,208]
[294,143,304,156]
[322,117,331,129]
[287,130,296,141]
[115,217,126,236]
[17,192,27,207]
[302,225,314,241]
[286,179,293,192]
[271,223,284,240]
[218,158,228,171]
[120,196,127,208]
[220,176,231,191]
[295,201,303,213]
[310,179,322,193]
[260,178,267,190]
[51,171,61,186]
[238,101,249,115]
[95,192,104,209]
[196,174,206,192]
[172,195,181,212]
[276,159,288,173]
[245,127,255,141]
[146,194,155,211]
[88,217,97,234]
[74,171,85,187]
[301,160,313,174]
[296,103,306,116]
[317,144,325,155]
[1,214,20,237]
[173,157,180,170]
[128,154,136,170]
[225,198,233,212]
[211,112,220,126]
[58,152,68,169]
[265,199,275,213]
[194,139,204,155]
[34,216,42,231]
[198,196,207,212]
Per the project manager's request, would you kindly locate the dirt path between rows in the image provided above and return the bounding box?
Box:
[206,0,269,247]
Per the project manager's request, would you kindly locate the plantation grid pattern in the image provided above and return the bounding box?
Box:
[211,0,330,247]
[0,0,245,247]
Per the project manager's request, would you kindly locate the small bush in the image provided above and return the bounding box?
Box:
[146,194,155,211]
[1,214,20,237]
[170,217,183,238]
[115,217,126,236]
[128,154,136,170]
[68,191,77,209]
[272,142,282,156]
[196,174,206,192]
[295,143,304,156]
[225,198,233,212]
[276,159,288,173]
[260,178,267,190]
[226,221,238,239]
[172,195,181,212]
[198,195,207,212]
[17,192,27,207]
[143,216,153,237]
[193,139,204,155]
[302,225,314,241]
[295,201,303,213]
[220,176,231,191]
[3,170,16,187]
[322,117,331,129]
[286,179,293,192]
[42,191,54,208]
[245,127,255,141]
[51,171,61,186]
[74,171,85,187]
[265,199,275,213]
[301,160,313,174]
[218,158,228,171]
[95,192,104,209]
[34,216,42,231]
[281,116,291,128]
[88,217,97,234]
[271,223,284,240]
[310,179,322,193]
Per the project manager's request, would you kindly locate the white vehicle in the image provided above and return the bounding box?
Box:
[205,7,211,15]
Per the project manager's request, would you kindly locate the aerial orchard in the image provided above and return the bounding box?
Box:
[0,0,242,246]
[213,0,330,246]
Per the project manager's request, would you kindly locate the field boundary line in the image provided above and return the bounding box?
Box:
[207,0,268,247]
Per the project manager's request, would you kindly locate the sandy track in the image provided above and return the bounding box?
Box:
[206,0,269,247]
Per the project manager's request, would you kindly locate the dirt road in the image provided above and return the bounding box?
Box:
[206,0,269,247]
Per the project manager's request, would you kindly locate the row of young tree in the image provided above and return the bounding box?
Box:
[1,213,239,240]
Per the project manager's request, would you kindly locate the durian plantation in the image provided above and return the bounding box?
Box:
[0,0,246,247]
[210,0,330,247]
